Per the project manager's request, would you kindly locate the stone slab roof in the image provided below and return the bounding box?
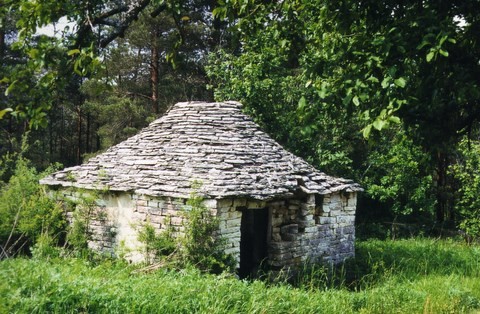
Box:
[40,101,362,200]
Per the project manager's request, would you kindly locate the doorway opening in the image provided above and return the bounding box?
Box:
[238,207,269,279]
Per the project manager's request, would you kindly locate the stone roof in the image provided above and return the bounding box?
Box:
[40,101,362,200]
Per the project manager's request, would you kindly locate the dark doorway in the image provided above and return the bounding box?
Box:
[239,207,269,279]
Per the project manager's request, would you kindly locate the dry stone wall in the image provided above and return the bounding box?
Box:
[58,188,356,268]
[267,192,356,267]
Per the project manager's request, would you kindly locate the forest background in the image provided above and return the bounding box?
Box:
[1,0,480,249]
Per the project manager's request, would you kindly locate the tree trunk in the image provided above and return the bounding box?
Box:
[435,151,455,226]
[76,105,82,164]
[150,27,160,114]
[0,26,5,59]
[85,112,91,153]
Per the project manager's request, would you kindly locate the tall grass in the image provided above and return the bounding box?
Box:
[1,238,480,313]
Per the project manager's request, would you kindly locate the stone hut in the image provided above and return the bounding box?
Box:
[41,101,362,274]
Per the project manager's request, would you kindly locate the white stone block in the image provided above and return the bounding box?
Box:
[202,199,218,209]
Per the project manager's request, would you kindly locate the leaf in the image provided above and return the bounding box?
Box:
[426,51,435,62]
[5,80,17,96]
[372,119,386,131]
[394,77,406,88]
[388,116,401,124]
[67,49,80,56]
[381,77,390,89]
[297,96,306,110]
[362,124,372,138]
[352,96,360,106]
[0,108,13,119]
[439,49,449,57]
[342,94,352,106]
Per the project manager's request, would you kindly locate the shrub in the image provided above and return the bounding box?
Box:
[450,138,480,240]
[179,191,236,274]
[137,219,176,264]
[0,158,66,258]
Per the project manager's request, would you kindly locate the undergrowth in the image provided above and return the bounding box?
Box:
[1,238,480,313]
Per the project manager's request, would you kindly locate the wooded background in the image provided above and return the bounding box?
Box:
[1,0,480,240]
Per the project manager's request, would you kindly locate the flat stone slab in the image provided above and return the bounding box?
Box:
[40,101,362,199]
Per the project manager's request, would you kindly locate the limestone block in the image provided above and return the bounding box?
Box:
[344,206,356,212]
[217,210,230,220]
[132,212,147,222]
[330,202,342,212]
[322,204,331,213]
[306,195,316,206]
[226,217,241,228]
[268,200,285,208]
[136,206,148,214]
[288,204,299,211]
[221,227,240,236]
[347,192,357,208]
[149,215,165,225]
[269,242,292,251]
[136,200,147,207]
[228,211,241,219]
[218,199,233,208]
[337,215,355,225]
[228,236,241,246]
[342,225,355,235]
[170,216,183,226]
[163,209,179,216]
[271,217,283,227]
[233,199,247,207]
[224,247,240,256]
[304,226,317,233]
[272,233,282,242]
[247,200,266,209]
[319,217,334,224]
[202,199,217,209]
[300,204,311,216]
[329,210,343,217]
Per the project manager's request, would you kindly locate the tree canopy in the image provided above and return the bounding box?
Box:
[2,0,480,238]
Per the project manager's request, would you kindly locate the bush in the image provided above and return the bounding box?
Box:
[179,191,236,274]
[0,158,66,258]
[137,219,176,264]
[451,138,480,240]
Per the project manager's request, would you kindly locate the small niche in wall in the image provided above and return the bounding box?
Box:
[314,194,324,224]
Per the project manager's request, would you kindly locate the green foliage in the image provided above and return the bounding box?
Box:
[450,138,480,240]
[210,0,480,225]
[363,131,436,218]
[64,190,102,255]
[1,239,480,313]
[0,157,66,258]
[180,191,235,274]
[30,233,61,259]
[81,81,150,150]
[137,219,175,264]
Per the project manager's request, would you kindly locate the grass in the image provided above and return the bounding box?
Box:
[1,238,480,313]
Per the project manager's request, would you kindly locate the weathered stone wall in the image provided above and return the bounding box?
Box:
[267,192,356,267]
[59,189,356,268]
[59,189,189,263]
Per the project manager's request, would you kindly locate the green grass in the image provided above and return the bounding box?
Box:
[1,238,480,313]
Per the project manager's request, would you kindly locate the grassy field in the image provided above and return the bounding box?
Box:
[1,238,480,313]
